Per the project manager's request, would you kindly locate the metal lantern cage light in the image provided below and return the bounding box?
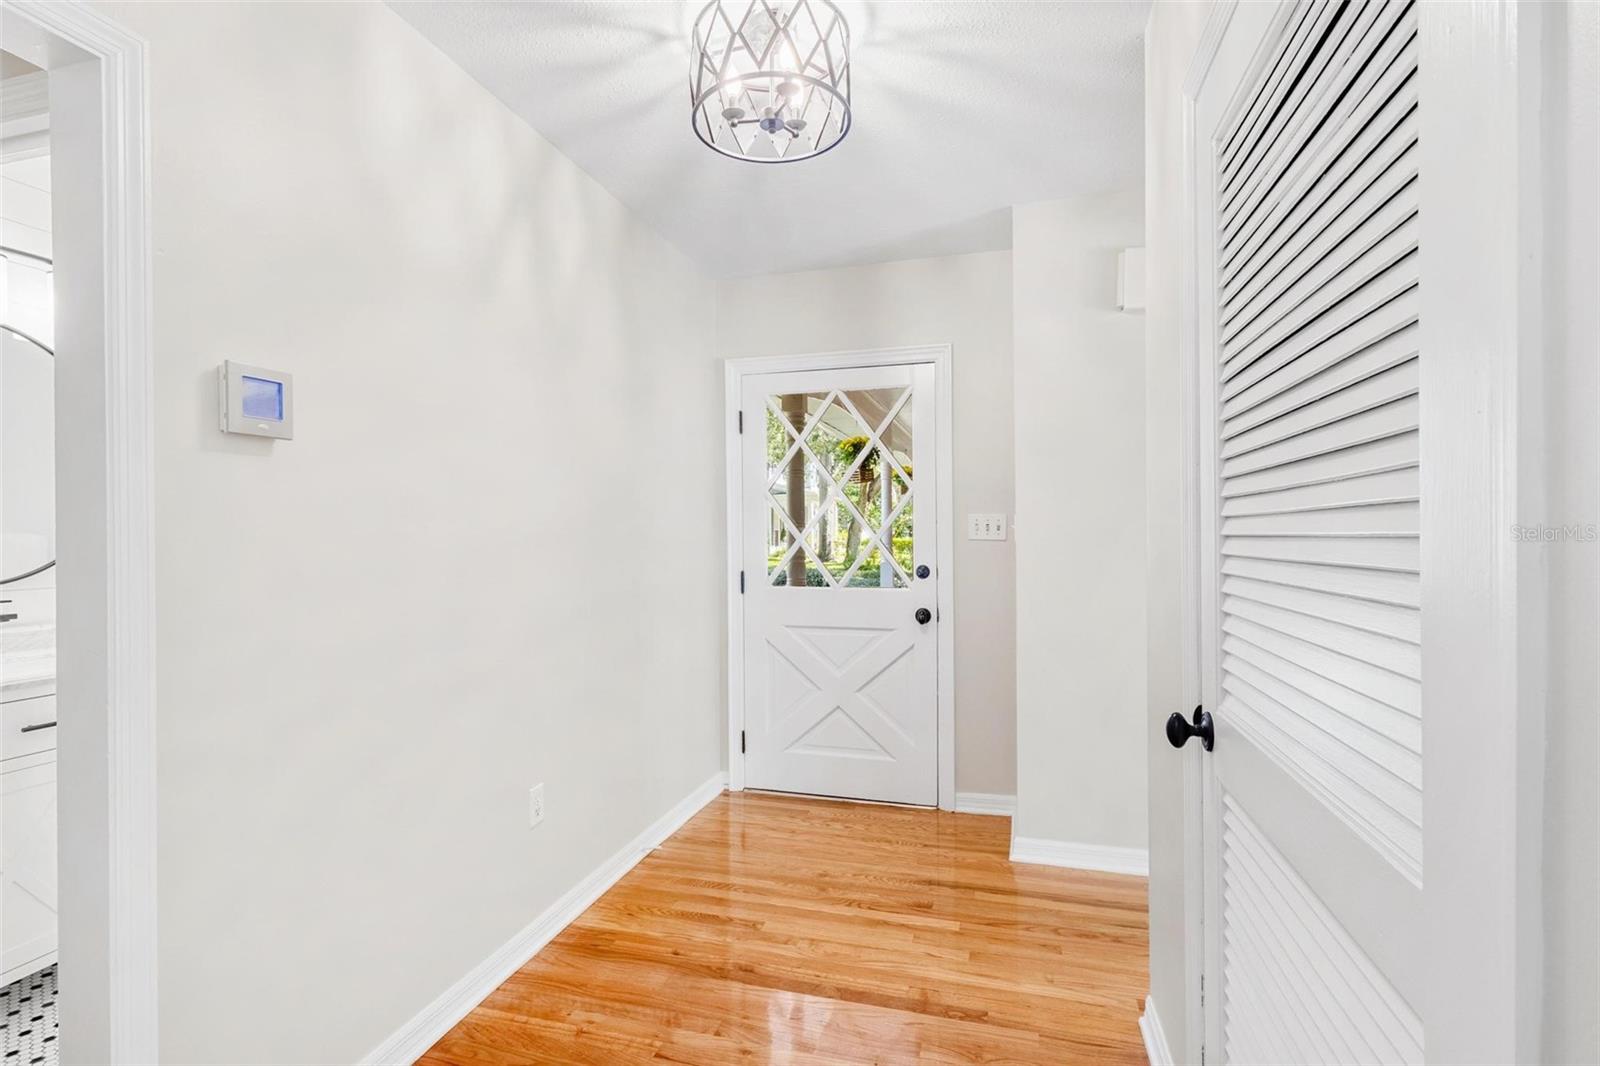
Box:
[690,0,852,163]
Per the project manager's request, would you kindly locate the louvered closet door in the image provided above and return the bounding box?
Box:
[1193,2,1424,1063]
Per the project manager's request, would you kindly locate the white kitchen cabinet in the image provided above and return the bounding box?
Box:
[0,756,57,984]
[0,692,57,986]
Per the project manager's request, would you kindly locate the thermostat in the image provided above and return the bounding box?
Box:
[219,360,293,439]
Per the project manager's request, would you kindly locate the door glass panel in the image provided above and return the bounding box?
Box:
[886,495,913,583]
[765,386,914,589]
[766,394,829,586]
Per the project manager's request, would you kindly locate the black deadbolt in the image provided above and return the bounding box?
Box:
[914,607,933,625]
[916,564,931,579]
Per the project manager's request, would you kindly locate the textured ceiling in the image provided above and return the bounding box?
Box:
[389,1,1149,278]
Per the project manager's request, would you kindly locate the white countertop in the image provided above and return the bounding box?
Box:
[0,621,56,702]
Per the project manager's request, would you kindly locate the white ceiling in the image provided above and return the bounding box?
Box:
[389,1,1149,278]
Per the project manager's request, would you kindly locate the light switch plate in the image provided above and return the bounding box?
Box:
[967,513,1008,541]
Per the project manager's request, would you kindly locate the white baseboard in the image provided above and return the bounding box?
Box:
[360,772,728,1065]
[1009,834,1149,876]
[954,791,1016,816]
[1139,994,1175,1065]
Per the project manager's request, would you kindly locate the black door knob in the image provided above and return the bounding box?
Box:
[1166,706,1214,751]
[914,607,932,625]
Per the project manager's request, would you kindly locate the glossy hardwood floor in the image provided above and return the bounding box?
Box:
[421,791,1149,1065]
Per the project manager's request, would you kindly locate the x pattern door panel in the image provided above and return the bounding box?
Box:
[766,618,918,764]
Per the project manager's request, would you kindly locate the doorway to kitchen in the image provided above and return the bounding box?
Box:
[2,47,61,1062]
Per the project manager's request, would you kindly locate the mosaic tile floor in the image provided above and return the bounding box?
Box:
[0,965,57,1066]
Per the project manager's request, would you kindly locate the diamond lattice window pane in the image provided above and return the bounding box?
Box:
[819,485,878,585]
[845,472,913,588]
[887,495,913,580]
[802,395,862,486]
[839,545,910,588]
[814,488,858,584]
[765,392,828,489]
[767,453,827,585]
[840,387,905,435]
[767,498,832,586]
[876,394,913,476]
[764,385,916,591]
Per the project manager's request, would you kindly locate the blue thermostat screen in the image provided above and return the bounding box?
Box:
[240,375,284,421]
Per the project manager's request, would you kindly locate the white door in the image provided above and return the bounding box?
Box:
[740,364,938,806]
[1190,2,1425,1063]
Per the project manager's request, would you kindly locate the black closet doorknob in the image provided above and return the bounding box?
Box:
[1166,706,1214,751]
[914,607,932,625]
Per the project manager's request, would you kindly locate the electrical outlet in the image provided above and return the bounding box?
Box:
[528,784,545,828]
[967,513,1008,541]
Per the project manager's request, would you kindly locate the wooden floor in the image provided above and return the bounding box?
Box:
[421,791,1149,1065]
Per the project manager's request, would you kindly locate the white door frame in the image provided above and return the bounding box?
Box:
[724,345,956,810]
[1176,1,1549,1061]
[1,2,157,1062]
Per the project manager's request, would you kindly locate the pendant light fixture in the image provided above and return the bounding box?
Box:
[690,0,852,163]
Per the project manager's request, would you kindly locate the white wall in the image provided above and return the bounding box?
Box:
[1011,195,1147,850]
[1540,2,1599,1060]
[714,251,1017,797]
[89,3,722,1062]
[1142,2,1213,1060]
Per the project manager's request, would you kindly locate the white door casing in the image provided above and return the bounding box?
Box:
[738,363,939,806]
[0,3,159,1062]
[1191,2,1427,1062]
